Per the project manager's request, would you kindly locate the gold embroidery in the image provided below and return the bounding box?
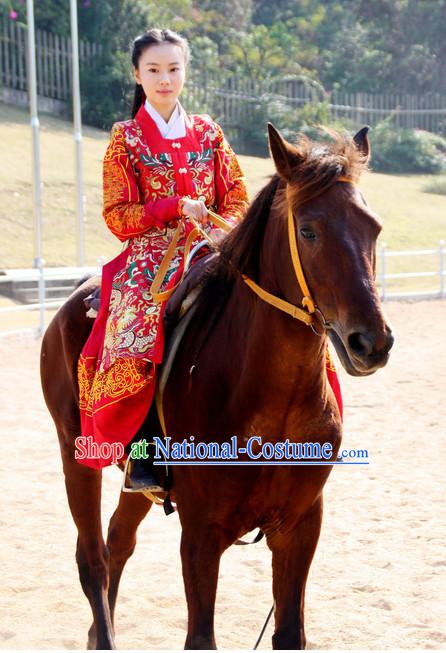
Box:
[78,355,96,412]
[325,346,337,372]
[99,114,249,369]
[78,355,152,416]
[103,126,148,237]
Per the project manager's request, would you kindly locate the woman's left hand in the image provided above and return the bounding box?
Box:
[210,228,227,246]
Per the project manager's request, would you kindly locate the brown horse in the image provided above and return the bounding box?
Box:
[40,124,393,650]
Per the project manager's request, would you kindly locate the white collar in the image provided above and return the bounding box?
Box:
[144,99,186,139]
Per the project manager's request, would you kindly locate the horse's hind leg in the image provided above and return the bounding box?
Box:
[61,448,115,650]
[268,496,323,650]
[106,490,153,628]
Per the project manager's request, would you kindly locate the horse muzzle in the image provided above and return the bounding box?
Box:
[329,324,394,376]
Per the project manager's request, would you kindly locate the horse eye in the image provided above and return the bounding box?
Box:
[300,228,317,241]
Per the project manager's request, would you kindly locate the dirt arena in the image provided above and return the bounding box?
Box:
[1,300,445,650]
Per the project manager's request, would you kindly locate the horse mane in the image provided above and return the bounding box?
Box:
[284,128,368,207]
[193,174,281,328]
[194,129,368,320]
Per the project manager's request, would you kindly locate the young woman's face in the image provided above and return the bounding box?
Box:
[134,43,186,114]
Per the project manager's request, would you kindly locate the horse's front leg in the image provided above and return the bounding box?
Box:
[268,496,323,650]
[180,522,230,650]
[61,450,115,650]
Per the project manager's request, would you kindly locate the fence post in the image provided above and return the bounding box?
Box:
[38,257,45,336]
[440,240,445,298]
[380,242,387,301]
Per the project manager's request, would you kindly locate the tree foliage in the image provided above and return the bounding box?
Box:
[3,0,446,97]
[3,0,446,162]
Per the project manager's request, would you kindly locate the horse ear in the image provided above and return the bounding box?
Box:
[268,123,302,181]
[353,126,371,162]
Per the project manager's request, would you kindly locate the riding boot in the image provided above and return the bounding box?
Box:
[124,440,164,493]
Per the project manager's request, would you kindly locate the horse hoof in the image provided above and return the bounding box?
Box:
[86,624,96,650]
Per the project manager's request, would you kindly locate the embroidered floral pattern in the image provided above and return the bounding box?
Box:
[140,152,173,168]
[187,148,213,165]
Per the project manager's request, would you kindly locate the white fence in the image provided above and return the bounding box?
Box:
[187,74,446,136]
[0,244,444,337]
[379,241,445,300]
[0,265,100,337]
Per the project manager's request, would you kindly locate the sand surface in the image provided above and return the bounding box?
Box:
[0,300,445,650]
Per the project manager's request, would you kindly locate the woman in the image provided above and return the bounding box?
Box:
[77,28,249,487]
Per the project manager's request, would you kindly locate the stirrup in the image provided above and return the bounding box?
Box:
[121,456,165,504]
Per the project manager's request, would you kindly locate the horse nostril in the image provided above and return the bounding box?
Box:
[348,331,373,357]
[386,331,395,353]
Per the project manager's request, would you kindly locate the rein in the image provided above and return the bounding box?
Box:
[149,176,354,331]
[149,209,230,303]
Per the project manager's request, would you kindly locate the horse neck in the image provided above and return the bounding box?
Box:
[243,296,327,388]
[225,201,329,403]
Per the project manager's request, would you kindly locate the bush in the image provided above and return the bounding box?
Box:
[422,177,446,195]
[80,50,133,130]
[370,122,446,174]
[238,95,331,156]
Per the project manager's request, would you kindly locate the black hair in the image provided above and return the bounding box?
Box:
[130,28,190,118]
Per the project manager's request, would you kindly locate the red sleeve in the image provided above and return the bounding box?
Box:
[102,124,181,242]
[213,123,249,228]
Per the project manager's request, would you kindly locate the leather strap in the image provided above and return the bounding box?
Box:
[150,224,201,303]
[287,204,316,314]
[242,275,314,325]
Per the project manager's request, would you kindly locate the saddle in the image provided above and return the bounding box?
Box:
[163,251,217,332]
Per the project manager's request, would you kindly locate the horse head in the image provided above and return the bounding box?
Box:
[267,123,394,376]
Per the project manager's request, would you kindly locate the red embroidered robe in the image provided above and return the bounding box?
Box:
[77,105,343,469]
[77,106,249,468]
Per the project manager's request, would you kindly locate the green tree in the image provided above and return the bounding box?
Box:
[224,23,316,79]
[189,0,253,49]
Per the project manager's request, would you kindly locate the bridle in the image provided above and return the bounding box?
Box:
[149,176,354,336]
[240,176,354,334]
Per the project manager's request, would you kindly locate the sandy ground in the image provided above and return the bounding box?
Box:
[0,300,445,650]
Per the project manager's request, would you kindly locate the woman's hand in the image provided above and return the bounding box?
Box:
[210,228,227,246]
[180,198,208,226]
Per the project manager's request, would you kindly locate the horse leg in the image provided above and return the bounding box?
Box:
[106,490,153,628]
[269,496,323,650]
[180,524,230,650]
[61,449,115,650]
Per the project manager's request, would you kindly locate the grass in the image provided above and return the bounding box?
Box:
[422,177,446,196]
[0,100,445,306]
